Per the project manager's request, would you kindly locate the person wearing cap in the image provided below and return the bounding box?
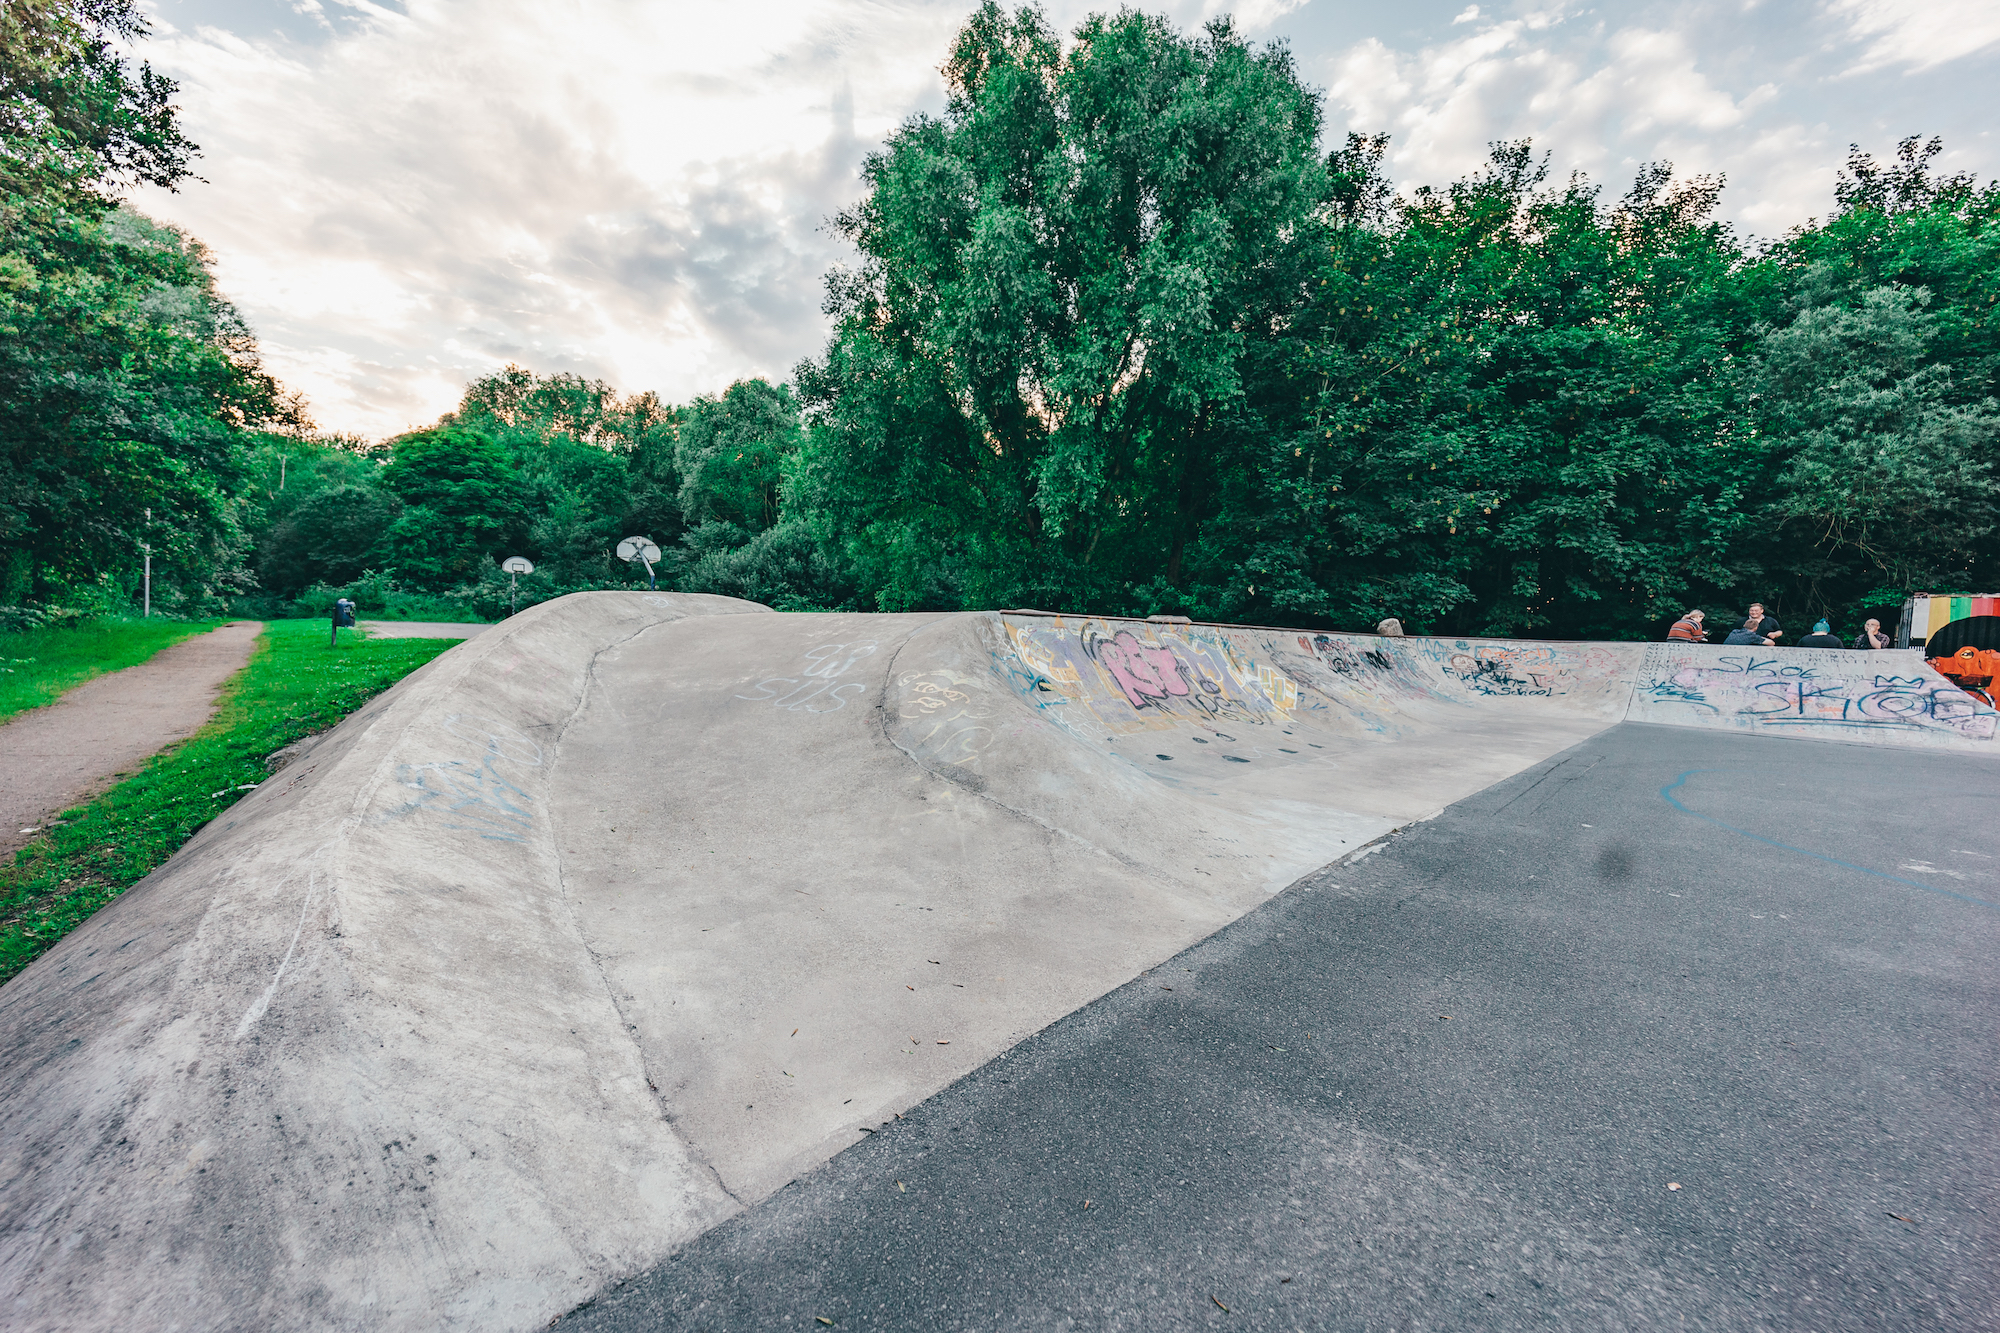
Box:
[1667,609,1708,642]
[1797,619,1844,648]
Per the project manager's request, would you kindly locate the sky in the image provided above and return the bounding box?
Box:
[131,0,2000,438]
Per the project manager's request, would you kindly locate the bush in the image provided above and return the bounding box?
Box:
[677,520,854,611]
[0,605,96,632]
[454,559,654,621]
[276,571,487,623]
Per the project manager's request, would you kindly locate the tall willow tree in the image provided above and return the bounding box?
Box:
[793,2,1330,611]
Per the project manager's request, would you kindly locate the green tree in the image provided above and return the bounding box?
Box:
[445,364,629,445]
[1736,136,2000,616]
[794,3,1330,611]
[518,436,634,582]
[615,396,685,567]
[676,379,802,535]
[253,484,405,596]
[0,204,304,608]
[0,2,302,614]
[377,428,528,588]
[1,0,198,199]
[441,364,683,586]
[1225,145,1758,637]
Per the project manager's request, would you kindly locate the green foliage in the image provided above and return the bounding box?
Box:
[1735,135,2000,612]
[377,427,530,586]
[796,3,1330,612]
[1754,278,1999,593]
[0,200,305,612]
[1229,146,1756,637]
[439,365,685,593]
[446,364,647,445]
[0,0,198,199]
[777,9,2000,636]
[674,519,857,612]
[0,2,303,622]
[9,2,1995,641]
[676,379,803,535]
[279,571,480,623]
[254,485,406,593]
[0,618,457,982]
[0,614,218,724]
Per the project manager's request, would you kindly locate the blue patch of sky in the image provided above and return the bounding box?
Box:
[153,0,407,46]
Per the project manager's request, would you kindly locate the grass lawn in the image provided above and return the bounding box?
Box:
[0,617,223,726]
[0,619,460,984]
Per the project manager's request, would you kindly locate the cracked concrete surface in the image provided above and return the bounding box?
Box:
[0,593,1992,1332]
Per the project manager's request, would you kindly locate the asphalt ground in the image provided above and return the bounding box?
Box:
[556,721,2000,1333]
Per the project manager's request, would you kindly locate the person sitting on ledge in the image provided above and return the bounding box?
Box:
[1667,609,1708,642]
[1853,617,1891,650]
[1722,618,1774,646]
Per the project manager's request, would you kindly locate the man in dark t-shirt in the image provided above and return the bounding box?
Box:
[1747,602,1782,642]
[1797,619,1844,648]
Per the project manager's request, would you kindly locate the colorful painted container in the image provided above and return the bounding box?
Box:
[1900,593,2000,647]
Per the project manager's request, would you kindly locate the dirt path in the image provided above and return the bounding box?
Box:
[359,620,489,639]
[0,621,263,856]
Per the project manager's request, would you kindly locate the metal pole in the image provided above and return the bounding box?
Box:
[142,507,151,618]
[641,555,656,589]
[510,571,518,617]
[279,456,287,490]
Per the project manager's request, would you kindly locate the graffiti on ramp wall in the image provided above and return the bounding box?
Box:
[1089,629,1203,710]
[1632,645,1999,742]
[993,618,1297,739]
[988,617,1630,745]
[979,617,1997,752]
[891,668,999,769]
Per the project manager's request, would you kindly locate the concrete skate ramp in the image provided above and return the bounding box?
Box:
[2,594,1993,1332]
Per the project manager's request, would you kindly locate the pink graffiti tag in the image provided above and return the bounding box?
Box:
[1093,630,1192,709]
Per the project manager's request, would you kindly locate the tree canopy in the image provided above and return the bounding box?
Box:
[3,1,1995,642]
[795,5,1333,612]
[781,4,1999,636]
[1,0,197,198]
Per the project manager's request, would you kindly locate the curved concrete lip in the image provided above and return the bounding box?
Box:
[2,593,1991,1331]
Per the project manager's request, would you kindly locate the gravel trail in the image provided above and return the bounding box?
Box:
[0,621,263,856]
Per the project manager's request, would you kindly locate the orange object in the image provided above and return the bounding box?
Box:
[1929,647,2000,707]
[1929,646,2000,678]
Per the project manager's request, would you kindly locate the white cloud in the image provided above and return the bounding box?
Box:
[1825,0,2000,72]
[1327,13,1794,227]
[1202,0,1312,32]
[127,0,2000,436]
[138,0,967,436]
